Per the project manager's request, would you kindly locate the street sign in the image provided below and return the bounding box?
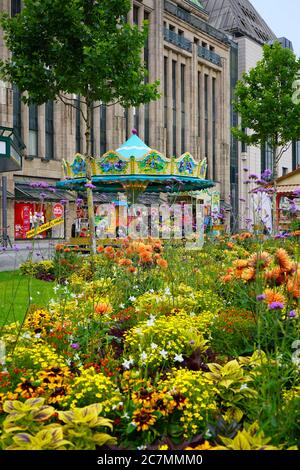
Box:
[26,217,64,238]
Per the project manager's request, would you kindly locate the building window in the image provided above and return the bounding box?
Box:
[133,107,139,134]
[28,104,38,157]
[212,77,216,180]
[164,57,168,129]
[172,60,177,156]
[197,72,201,137]
[292,140,300,170]
[144,11,150,145]
[45,101,54,160]
[261,141,273,174]
[133,5,139,25]
[100,104,107,155]
[124,108,129,140]
[90,108,94,157]
[241,128,247,152]
[13,84,22,141]
[181,64,185,154]
[11,0,21,16]
[75,96,81,153]
[204,74,208,162]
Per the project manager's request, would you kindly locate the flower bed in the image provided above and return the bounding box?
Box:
[0,237,299,450]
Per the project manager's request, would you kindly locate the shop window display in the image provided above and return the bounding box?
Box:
[15,201,65,240]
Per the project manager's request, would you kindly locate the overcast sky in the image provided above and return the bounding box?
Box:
[251,0,300,56]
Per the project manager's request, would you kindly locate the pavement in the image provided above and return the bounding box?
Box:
[0,240,55,271]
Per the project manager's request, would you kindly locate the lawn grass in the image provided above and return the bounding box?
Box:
[0,270,54,325]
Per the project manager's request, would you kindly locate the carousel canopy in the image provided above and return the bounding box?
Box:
[56,131,215,195]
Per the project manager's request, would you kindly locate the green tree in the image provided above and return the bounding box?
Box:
[232,42,300,229]
[0,0,160,253]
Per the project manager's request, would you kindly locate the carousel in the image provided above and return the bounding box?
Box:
[56,130,215,243]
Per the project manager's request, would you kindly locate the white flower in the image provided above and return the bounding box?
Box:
[74,353,80,361]
[140,351,148,363]
[149,289,154,294]
[35,333,41,339]
[66,359,72,366]
[129,296,136,302]
[119,303,125,309]
[137,445,147,450]
[292,356,300,367]
[174,353,184,363]
[151,342,158,350]
[122,412,130,419]
[164,287,171,296]
[21,332,31,339]
[122,358,134,370]
[240,384,248,390]
[190,312,196,317]
[134,285,139,290]
[53,285,59,293]
[159,349,168,359]
[146,315,156,327]
[135,328,143,336]
[205,429,213,439]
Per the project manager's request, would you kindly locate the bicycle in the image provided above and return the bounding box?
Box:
[0,226,13,248]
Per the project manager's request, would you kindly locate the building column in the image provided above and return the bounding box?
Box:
[207,73,213,180]
[176,58,181,157]
[200,66,205,162]
[167,52,173,157]
[138,3,145,141]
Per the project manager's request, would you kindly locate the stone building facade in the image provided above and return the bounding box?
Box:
[0,0,233,243]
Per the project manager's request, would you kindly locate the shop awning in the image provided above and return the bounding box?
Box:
[15,183,76,202]
[276,185,300,195]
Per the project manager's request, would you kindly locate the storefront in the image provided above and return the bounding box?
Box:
[14,178,75,240]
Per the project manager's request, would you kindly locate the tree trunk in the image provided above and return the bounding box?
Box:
[85,100,97,255]
[272,146,279,235]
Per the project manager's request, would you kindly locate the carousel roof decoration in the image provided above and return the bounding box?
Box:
[57,130,215,199]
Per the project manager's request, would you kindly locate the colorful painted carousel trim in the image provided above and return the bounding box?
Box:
[63,150,208,180]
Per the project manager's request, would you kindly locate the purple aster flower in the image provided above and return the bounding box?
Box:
[249,173,259,180]
[288,310,297,318]
[70,342,80,350]
[257,179,268,185]
[48,187,56,193]
[60,199,68,205]
[84,182,96,189]
[261,169,272,179]
[268,301,284,310]
[39,192,47,199]
[257,294,266,301]
[76,198,84,206]
[293,188,300,197]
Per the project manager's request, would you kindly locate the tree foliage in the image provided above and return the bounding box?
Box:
[232,42,300,175]
[0,0,160,109]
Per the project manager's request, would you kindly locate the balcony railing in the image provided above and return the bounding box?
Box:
[164,27,192,52]
[198,45,222,66]
[164,0,230,46]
